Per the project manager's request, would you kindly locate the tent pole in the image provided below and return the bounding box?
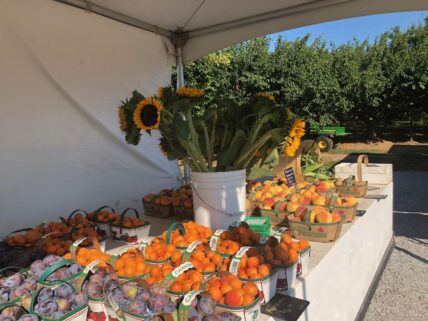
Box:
[176,46,190,184]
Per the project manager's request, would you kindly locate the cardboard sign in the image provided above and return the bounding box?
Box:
[261,293,309,321]
[284,167,296,187]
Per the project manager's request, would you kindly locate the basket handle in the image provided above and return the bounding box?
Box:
[116,208,140,233]
[75,260,115,292]
[0,301,28,315]
[37,259,75,284]
[67,209,88,224]
[165,222,185,244]
[69,236,102,261]
[92,205,116,222]
[357,154,369,182]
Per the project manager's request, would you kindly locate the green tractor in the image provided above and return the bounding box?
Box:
[309,125,348,152]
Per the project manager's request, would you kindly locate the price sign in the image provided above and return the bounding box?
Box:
[284,167,296,187]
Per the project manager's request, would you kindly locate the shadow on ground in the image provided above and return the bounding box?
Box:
[338,144,428,171]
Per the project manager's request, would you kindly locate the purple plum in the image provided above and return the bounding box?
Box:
[86,282,103,298]
[136,288,151,303]
[38,288,54,301]
[34,299,58,317]
[10,287,30,300]
[189,308,203,321]
[0,289,10,303]
[50,311,65,320]
[149,284,166,296]
[88,274,104,285]
[127,300,148,315]
[104,279,119,293]
[217,312,238,321]
[42,255,62,267]
[68,264,83,275]
[148,294,170,313]
[197,296,216,315]
[54,283,73,299]
[17,314,39,321]
[3,273,21,288]
[30,260,45,278]
[69,292,88,309]
[202,315,222,321]
[22,278,37,291]
[163,301,176,314]
[55,298,70,313]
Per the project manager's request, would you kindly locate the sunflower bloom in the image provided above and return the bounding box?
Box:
[118,107,128,133]
[256,92,275,102]
[284,119,306,157]
[133,97,163,131]
[176,87,205,98]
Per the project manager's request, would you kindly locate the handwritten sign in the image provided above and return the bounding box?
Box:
[284,167,296,187]
[261,293,309,321]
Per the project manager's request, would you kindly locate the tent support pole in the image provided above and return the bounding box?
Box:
[175,46,190,184]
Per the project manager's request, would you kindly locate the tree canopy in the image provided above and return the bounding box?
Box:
[174,17,428,139]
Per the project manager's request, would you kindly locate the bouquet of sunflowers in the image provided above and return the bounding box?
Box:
[118,87,305,172]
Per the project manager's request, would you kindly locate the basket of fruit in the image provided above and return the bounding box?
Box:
[111,247,150,281]
[144,262,175,286]
[335,155,369,198]
[164,263,204,301]
[37,258,83,288]
[75,260,119,313]
[177,290,241,321]
[5,228,43,250]
[171,185,194,219]
[140,237,175,267]
[205,272,261,321]
[103,280,176,321]
[0,266,38,310]
[163,221,213,252]
[229,246,278,304]
[181,242,223,279]
[0,301,39,321]
[313,180,335,199]
[150,195,173,218]
[142,193,155,215]
[66,237,110,267]
[30,281,88,321]
[328,195,358,223]
[88,206,118,238]
[110,208,150,244]
[288,206,343,242]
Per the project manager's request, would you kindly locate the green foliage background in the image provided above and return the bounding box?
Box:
[173,18,428,139]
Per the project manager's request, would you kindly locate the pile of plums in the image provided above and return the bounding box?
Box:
[182,295,238,321]
[30,254,83,283]
[33,285,87,320]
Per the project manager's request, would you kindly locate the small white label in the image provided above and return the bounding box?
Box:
[172,262,193,277]
[182,290,203,306]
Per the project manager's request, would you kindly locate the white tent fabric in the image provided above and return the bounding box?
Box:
[57,0,428,62]
[0,0,179,235]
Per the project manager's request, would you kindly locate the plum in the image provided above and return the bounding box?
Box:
[22,278,37,291]
[202,315,221,321]
[104,279,119,293]
[1,306,20,319]
[149,284,166,296]
[0,317,12,321]
[55,298,70,313]
[38,288,54,301]
[89,274,104,285]
[197,297,216,315]
[30,260,45,278]
[53,268,72,281]
[17,314,39,321]
[0,289,10,303]
[217,312,238,321]
[50,311,65,320]
[127,300,148,315]
[34,300,58,317]
[189,308,203,321]
[118,299,131,309]
[68,264,83,275]
[10,287,30,300]
[54,283,73,299]
[3,273,22,288]
[122,283,138,300]
[148,294,170,313]
[86,282,103,298]
[136,288,151,303]
[110,288,126,305]
[42,255,61,267]
[69,292,88,309]
[163,301,176,314]
[93,267,107,276]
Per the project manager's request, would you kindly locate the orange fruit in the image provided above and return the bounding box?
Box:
[225,290,243,306]
[242,282,259,297]
[181,281,193,292]
[281,234,292,245]
[298,240,309,251]
[203,262,216,273]
[145,276,155,285]
[246,257,259,269]
[208,287,222,302]
[150,266,162,278]
[191,282,201,290]
[246,267,258,276]
[170,282,182,292]
[288,249,298,263]
[220,284,233,295]
[243,294,255,306]
[229,278,242,290]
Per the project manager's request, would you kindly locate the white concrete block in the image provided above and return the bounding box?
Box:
[334,163,393,185]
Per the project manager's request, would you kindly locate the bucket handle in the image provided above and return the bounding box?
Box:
[357,154,369,182]
[190,184,245,217]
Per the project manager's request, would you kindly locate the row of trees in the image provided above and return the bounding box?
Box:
[176,17,428,139]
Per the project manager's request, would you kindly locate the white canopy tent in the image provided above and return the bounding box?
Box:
[0,0,427,235]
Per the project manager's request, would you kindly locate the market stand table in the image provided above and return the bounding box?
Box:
[104,182,393,321]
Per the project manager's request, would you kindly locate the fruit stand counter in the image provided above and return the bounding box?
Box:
[103,182,393,321]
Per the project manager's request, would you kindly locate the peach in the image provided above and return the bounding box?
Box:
[263,197,275,209]
[290,193,300,202]
[263,192,273,199]
[295,206,308,218]
[278,202,287,212]
[298,196,312,205]
[315,212,333,223]
[331,213,342,223]
[315,184,328,193]
[286,201,300,213]
[312,196,326,206]
[343,196,357,206]
[252,191,263,201]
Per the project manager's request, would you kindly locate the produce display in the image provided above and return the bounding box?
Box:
[143,186,194,218]
[162,221,213,248]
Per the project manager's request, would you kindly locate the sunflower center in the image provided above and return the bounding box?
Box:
[140,105,159,127]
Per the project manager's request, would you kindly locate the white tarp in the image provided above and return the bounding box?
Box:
[0,0,179,234]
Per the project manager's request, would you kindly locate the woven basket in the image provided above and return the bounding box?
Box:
[335,155,369,198]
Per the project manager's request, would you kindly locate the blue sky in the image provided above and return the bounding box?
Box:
[269,11,428,49]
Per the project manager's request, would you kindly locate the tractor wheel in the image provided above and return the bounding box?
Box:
[316,136,333,152]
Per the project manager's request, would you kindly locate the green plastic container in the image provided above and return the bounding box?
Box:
[243,217,271,236]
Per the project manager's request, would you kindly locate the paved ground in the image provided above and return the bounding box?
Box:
[363,171,428,321]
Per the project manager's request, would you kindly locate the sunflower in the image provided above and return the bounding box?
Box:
[118,107,128,133]
[256,92,275,102]
[284,119,306,157]
[133,97,163,131]
[176,87,205,98]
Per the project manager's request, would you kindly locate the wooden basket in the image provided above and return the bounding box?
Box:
[335,155,368,198]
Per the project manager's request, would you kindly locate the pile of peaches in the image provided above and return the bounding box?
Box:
[143,185,193,210]
[161,221,213,248]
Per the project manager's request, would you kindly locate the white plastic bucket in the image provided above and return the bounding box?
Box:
[191,170,246,230]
